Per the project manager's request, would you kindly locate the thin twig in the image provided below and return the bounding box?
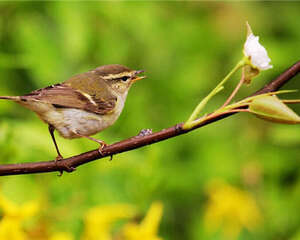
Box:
[227,108,250,113]
[221,69,245,108]
[0,61,299,176]
[282,99,300,104]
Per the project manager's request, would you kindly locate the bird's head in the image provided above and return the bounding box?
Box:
[94,64,145,94]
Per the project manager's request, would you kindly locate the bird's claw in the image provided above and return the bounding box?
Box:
[56,162,76,177]
[98,141,107,156]
[56,155,64,161]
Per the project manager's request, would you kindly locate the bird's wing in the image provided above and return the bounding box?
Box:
[22,84,117,115]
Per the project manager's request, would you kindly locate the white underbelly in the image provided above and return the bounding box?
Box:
[18,96,125,139]
[42,108,123,139]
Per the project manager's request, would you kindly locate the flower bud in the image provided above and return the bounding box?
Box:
[249,95,300,124]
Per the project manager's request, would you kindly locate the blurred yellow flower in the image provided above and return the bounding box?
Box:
[121,202,163,240]
[0,192,39,240]
[204,180,262,239]
[81,203,137,240]
[50,232,74,240]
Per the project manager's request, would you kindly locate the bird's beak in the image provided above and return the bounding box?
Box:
[132,70,146,83]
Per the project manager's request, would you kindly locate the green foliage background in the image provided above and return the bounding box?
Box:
[0,2,299,239]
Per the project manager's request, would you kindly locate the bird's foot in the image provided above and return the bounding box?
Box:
[97,140,107,156]
[57,167,76,177]
[54,157,76,177]
[72,130,108,156]
[54,154,64,176]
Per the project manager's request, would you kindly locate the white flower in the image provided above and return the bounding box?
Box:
[244,33,273,71]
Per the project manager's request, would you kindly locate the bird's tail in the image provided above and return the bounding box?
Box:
[0,96,20,101]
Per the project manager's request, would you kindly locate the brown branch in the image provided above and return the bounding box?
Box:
[1,61,299,176]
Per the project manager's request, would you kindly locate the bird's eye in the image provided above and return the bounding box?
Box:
[121,76,129,81]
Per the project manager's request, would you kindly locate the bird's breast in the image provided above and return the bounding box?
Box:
[50,95,126,139]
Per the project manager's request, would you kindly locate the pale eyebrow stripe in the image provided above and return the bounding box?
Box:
[102,72,133,80]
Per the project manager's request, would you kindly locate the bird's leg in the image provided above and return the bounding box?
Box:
[48,125,63,161]
[73,131,107,155]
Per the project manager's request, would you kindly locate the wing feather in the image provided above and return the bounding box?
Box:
[22,84,117,115]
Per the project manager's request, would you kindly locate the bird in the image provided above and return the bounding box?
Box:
[0,64,145,160]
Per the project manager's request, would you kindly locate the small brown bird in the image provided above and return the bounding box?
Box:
[0,64,145,159]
